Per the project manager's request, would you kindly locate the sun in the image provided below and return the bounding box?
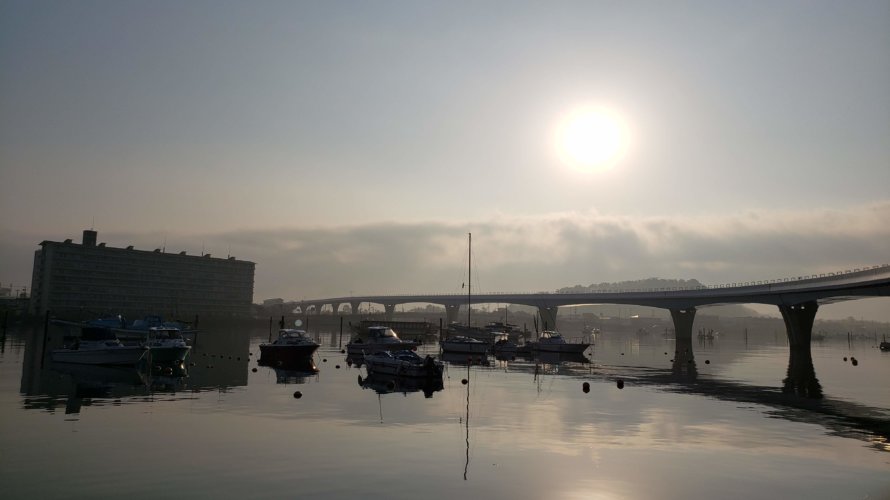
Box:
[555,106,629,172]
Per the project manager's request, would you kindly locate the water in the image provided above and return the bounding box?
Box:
[1,324,888,499]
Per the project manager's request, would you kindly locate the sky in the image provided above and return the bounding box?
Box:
[1,1,889,320]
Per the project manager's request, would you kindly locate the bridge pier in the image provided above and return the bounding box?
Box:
[331,302,341,315]
[444,304,460,325]
[537,305,559,331]
[779,301,818,350]
[669,308,696,342]
[383,304,396,321]
[350,301,361,315]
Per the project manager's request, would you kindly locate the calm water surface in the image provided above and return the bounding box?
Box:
[1,323,888,499]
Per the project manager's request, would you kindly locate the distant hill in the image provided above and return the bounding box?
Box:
[556,278,762,318]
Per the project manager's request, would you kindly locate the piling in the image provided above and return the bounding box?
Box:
[268,316,273,342]
[339,316,343,348]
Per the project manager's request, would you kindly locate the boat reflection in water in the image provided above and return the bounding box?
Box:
[357,372,444,398]
[258,358,319,384]
[43,362,151,414]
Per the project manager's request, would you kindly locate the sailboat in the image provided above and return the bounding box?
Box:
[441,233,490,354]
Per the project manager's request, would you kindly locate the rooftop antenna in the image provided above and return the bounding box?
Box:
[201,241,205,256]
[163,237,167,253]
[90,216,94,230]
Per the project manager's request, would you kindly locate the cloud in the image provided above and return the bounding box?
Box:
[3,202,888,316]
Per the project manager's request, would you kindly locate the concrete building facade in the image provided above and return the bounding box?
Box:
[29,230,255,319]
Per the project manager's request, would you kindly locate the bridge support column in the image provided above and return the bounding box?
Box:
[383,304,396,321]
[779,301,818,350]
[444,304,460,325]
[537,306,559,331]
[331,302,341,315]
[350,301,361,315]
[669,308,696,342]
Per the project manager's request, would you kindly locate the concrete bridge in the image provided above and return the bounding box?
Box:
[297,265,890,349]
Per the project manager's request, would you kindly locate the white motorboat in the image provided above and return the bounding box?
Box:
[530,331,590,354]
[363,350,444,378]
[440,335,490,354]
[51,327,149,365]
[346,326,419,356]
[145,327,191,363]
[259,329,320,365]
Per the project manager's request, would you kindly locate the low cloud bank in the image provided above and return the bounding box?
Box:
[2,202,887,319]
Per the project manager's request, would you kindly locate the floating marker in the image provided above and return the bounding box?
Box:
[582,382,590,393]
[705,360,710,364]
[340,349,346,354]
[293,391,302,399]
[323,358,327,363]
[843,357,847,362]
[251,367,257,373]
[336,365,340,369]
[461,379,468,385]
[851,357,859,366]
[617,380,624,389]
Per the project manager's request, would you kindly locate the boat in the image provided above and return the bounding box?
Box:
[144,327,191,363]
[346,326,419,356]
[881,335,890,352]
[350,320,436,341]
[440,335,490,354]
[259,329,320,365]
[363,350,444,378]
[530,330,589,353]
[51,327,149,365]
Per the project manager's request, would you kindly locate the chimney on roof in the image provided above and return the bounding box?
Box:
[82,229,97,247]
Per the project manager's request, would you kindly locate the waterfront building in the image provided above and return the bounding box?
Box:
[29,230,255,319]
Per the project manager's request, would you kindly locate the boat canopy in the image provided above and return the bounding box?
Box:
[81,327,119,341]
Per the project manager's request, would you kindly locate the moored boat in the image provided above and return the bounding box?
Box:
[346,326,419,356]
[51,327,149,365]
[145,327,191,363]
[259,329,320,365]
[363,350,444,378]
[530,331,590,354]
[440,335,490,354]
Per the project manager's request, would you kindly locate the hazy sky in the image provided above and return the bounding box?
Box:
[2,1,888,320]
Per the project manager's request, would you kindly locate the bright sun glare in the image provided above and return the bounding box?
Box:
[555,106,629,172]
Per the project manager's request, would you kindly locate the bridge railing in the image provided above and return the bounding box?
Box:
[304,264,890,301]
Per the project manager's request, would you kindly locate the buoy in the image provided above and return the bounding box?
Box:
[461,379,468,385]
[251,367,257,372]
[582,382,590,393]
[670,359,674,362]
[705,360,710,364]
[323,358,327,363]
[664,352,668,355]
[335,365,340,369]
[851,358,858,366]
[843,357,847,361]
[340,349,346,354]
[620,353,624,356]
[617,380,624,389]
[293,391,302,399]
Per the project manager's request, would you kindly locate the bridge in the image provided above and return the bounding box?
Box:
[297,265,890,350]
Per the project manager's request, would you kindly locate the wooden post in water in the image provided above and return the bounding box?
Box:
[339,316,343,348]
[268,316,273,342]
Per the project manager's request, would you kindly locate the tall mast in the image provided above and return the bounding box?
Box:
[467,232,471,326]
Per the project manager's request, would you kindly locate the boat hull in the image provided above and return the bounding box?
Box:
[51,347,148,366]
[440,340,490,354]
[148,346,192,363]
[533,343,590,354]
[346,341,419,356]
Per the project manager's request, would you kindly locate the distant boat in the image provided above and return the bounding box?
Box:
[259,329,319,365]
[881,335,890,352]
[51,327,149,365]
